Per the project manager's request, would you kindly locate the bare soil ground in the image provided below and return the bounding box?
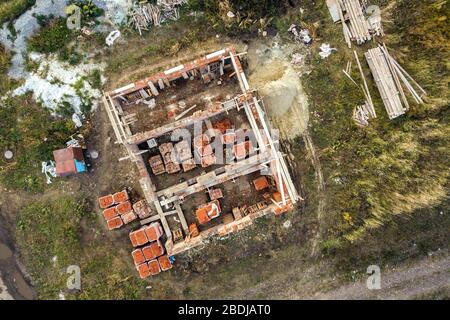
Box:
[228,249,450,300]
[312,251,450,300]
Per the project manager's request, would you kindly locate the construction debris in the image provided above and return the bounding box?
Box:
[354,50,376,121]
[288,24,313,45]
[175,104,198,120]
[105,30,121,46]
[66,138,81,148]
[366,4,384,37]
[334,0,384,47]
[319,43,337,59]
[365,45,426,119]
[41,161,57,184]
[353,103,374,126]
[128,1,187,35]
[72,113,83,128]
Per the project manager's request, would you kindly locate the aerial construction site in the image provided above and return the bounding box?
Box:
[101,47,300,277]
[0,0,448,303]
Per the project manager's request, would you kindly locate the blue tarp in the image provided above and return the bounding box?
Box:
[74,160,87,173]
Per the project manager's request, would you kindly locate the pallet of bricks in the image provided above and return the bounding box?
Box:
[174,139,196,172]
[193,133,216,168]
[159,142,181,174]
[130,222,173,278]
[98,190,137,230]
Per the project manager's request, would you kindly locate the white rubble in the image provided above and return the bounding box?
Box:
[105,30,120,46]
[0,0,68,79]
[319,43,337,59]
[13,52,105,113]
[72,113,83,128]
[41,160,57,184]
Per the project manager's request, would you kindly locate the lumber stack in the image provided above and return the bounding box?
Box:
[364,45,426,120]
[129,1,186,35]
[353,103,374,126]
[354,51,376,120]
[336,0,383,47]
[129,4,157,35]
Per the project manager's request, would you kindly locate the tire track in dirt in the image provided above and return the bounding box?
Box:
[303,131,326,257]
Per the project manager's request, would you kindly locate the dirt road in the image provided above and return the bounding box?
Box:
[235,250,449,300]
[313,252,449,300]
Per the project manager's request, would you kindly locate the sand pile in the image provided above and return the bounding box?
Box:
[248,41,309,138]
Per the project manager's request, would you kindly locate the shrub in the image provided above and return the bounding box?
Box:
[0,0,35,25]
[28,18,73,54]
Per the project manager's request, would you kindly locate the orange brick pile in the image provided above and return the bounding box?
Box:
[132,200,152,219]
[98,190,137,230]
[129,222,172,278]
[253,176,269,191]
[193,134,217,168]
[196,200,221,225]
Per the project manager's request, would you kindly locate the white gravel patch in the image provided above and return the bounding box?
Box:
[0,1,131,113]
[13,52,105,113]
[0,0,68,79]
[0,0,131,79]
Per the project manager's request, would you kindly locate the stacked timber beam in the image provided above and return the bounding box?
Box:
[335,0,383,47]
[353,51,376,125]
[364,44,426,120]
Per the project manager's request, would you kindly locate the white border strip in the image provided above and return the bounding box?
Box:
[112,83,135,94]
[206,49,226,60]
[164,64,185,75]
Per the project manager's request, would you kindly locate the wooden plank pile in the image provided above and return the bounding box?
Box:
[129,4,158,35]
[364,44,426,120]
[336,0,383,47]
[353,103,373,126]
[129,1,186,35]
[353,51,376,125]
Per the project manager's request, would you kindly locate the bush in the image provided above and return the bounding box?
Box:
[0,43,10,74]
[0,0,35,25]
[28,18,74,54]
[0,43,15,94]
[196,0,294,34]
[87,69,102,89]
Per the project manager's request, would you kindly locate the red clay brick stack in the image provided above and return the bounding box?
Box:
[98,190,138,230]
[129,222,172,278]
[194,134,217,168]
[132,200,152,219]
